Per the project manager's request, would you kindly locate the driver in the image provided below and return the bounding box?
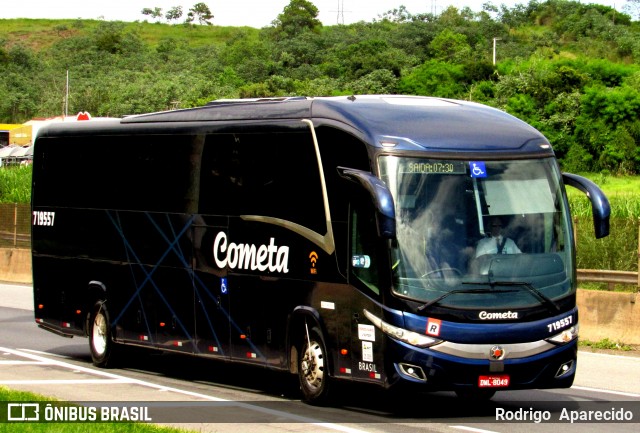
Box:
[475,216,521,257]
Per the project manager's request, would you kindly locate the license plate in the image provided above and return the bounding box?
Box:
[478,375,510,388]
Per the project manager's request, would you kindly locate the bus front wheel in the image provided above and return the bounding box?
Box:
[298,326,331,405]
[89,301,117,368]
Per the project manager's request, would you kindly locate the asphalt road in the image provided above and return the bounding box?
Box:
[1,283,639,433]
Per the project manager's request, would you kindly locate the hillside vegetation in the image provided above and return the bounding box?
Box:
[1,0,639,174]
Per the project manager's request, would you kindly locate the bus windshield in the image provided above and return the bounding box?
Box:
[379,156,574,310]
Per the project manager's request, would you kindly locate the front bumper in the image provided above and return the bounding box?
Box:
[387,338,577,392]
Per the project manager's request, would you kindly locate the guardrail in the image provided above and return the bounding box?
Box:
[577,269,639,290]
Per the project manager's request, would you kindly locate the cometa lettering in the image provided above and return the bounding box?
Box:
[213,231,290,273]
[479,311,519,320]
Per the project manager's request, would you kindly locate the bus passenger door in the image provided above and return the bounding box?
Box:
[192,217,231,359]
[349,198,387,384]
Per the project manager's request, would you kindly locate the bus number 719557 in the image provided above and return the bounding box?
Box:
[32,211,56,227]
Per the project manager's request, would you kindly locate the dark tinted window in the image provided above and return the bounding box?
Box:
[34,134,198,213]
[199,131,326,234]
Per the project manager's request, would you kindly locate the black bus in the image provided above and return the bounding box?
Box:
[31,95,609,404]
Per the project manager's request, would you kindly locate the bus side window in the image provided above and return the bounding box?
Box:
[199,135,244,216]
[199,131,325,234]
[200,132,285,217]
[315,126,371,276]
[350,202,380,296]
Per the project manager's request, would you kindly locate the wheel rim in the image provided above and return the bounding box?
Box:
[301,339,325,390]
[92,312,108,356]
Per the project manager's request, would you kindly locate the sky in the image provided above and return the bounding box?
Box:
[0,0,627,28]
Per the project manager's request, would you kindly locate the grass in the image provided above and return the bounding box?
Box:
[588,173,640,195]
[579,282,638,293]
[0,18,259,51]
[0,387,190,433]
[573,216,638,272]
[567,174,640,218]
[579,338,635,352]
[0,166,31,204]
[566,173,639,273]
[134,22,259,49]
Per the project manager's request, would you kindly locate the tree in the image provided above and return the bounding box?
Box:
[429,29,472,63]
[581,85,640,126]
[92,22,144,55]
[165,6,183,23]
[272,0,322,37]
[398,60,466,98]
[335,39,411,79]
[141,7,163,22]
[186,3,214,25]
[377,5,414,23]
[438,6,469,27]
[348,69,398,94]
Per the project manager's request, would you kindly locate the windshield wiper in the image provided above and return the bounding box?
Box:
[417,288,515,312]
[416,282,561,314]
[463,280,561,313]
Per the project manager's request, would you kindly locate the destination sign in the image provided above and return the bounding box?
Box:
[401,160,467,174]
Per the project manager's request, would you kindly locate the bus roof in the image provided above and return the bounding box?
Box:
[41,95,553,155]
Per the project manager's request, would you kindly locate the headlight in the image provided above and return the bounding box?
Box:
[363,309,441,348]
[546,324,579,345]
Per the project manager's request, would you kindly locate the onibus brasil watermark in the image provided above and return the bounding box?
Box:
[3,403,151,422]
[2,401,638,424]
[496,406,636,423]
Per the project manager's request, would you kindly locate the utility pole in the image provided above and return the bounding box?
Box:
[493,38,501,65]
[64,70,69,119]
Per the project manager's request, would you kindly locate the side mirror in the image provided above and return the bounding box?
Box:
[562,173,610,239]
[338,167,396,239]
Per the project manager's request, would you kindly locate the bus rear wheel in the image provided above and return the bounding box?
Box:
[89,301,117,368]
[298,326,331,405]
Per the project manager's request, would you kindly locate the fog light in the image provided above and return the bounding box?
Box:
[398,363,427,382]
[555,360,574,378]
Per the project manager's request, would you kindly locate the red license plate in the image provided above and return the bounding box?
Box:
[478,375,510,388]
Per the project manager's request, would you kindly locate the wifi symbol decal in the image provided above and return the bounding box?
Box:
[309,251,318,275]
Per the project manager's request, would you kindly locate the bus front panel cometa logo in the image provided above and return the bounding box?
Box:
[478,311,519,320]
[212,231,290,273]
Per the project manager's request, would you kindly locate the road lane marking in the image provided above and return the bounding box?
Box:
[19,349,76,360]
[571,386,640,398]
[0,347,370,433]
[1,346,233,399]
[578,351,640,362]
[450,426,499,433]
[0,379,133,385]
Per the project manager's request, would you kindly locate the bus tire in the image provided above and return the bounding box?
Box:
[298,326,331,405]
[89,301,117,368]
